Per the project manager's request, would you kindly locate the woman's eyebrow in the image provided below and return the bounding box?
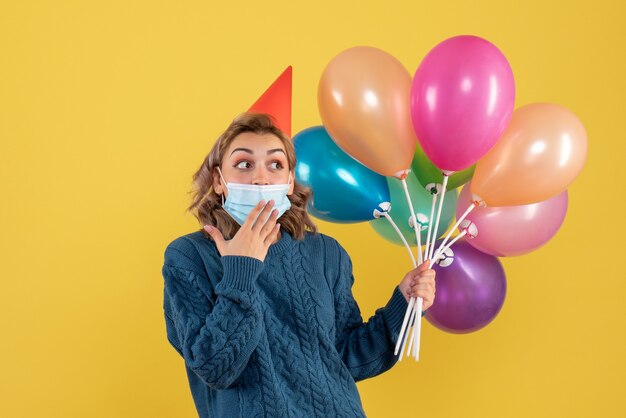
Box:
[267,149,285,155]
[230,147,253,156]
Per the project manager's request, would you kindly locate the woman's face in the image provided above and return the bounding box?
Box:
[213,132,295,197]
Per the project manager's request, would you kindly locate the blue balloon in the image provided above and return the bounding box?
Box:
[293,126,390,223]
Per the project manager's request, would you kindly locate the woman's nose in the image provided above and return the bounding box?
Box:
[252,168,270,185]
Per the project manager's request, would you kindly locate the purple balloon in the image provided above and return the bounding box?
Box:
[411,35,515,172]
[426,239,506,334]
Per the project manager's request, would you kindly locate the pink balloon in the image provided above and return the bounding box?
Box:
[411,35,515,172]
[458,184,568,257]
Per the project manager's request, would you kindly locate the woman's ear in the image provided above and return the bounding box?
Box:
[212,167,223,195]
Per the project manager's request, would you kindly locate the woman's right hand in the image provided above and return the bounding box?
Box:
[203,200,280,262]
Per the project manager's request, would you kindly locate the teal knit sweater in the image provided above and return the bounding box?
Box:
[162,229,411,417]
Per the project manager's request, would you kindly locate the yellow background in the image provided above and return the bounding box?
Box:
[1,1,625,417]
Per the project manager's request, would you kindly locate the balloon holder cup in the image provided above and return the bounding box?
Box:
[435,246,455,267]
[471,193,487,208]
[459,220,478,239]
[393,169,410,180]
[425,183,443,195]
[372,202,392,219]
[409,213,429,231]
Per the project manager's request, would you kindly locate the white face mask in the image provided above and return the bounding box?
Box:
[216,167,292,226]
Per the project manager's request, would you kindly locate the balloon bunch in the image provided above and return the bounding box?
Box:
[294,35,587,363]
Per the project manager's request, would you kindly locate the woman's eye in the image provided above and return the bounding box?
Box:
[269,161,283,170]
[235,161,252,169]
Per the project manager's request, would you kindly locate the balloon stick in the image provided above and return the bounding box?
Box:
[406,297,422,360]
[394,297,415,356]
[423,186,440,263]
[431,220,478,267]
[375,201,421,360]
[381,212,417,268]
[402,297,421,360]
[400,177,423,265]
[428,174,450,260]
[399,174,429,362]
[433,202,477,261]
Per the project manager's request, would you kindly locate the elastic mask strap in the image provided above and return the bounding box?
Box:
[216,166,229,204]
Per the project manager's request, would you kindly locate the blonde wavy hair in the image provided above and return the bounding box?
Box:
[188,112,317,240]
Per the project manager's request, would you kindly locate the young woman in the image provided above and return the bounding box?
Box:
[162,112,436,417]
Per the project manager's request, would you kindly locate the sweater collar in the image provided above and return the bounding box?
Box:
[198,227,294,256]
[268,228,293,256]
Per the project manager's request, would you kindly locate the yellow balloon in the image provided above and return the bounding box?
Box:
[318,46,417,178]
[472,103,587,206]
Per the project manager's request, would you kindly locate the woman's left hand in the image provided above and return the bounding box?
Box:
[398,260,436,310]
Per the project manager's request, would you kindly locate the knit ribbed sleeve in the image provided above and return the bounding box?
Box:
[325,237,409,382]
[162,239,265,390]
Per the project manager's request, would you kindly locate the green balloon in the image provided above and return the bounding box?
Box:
[370,173,458,247]
[411,143,475,190]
